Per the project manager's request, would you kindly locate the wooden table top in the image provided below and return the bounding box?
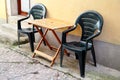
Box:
[27,18,73,30]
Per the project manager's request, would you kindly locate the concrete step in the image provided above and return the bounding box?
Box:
[0,23,28,45]
[0,15,39,45]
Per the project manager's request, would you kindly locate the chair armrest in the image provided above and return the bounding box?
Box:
[85,30,101,50]
[86,30,101,41]
[62,25,76,43]
[18,15,30,22]
[17,15,30,29]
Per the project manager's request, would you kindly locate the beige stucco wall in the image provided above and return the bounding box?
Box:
[0,0,7,21]
[34,0,120,45]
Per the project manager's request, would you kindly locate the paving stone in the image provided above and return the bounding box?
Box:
[0,44,78,80]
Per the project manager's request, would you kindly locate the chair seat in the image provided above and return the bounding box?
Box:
[63,41,92,52]
[18,27,41,33]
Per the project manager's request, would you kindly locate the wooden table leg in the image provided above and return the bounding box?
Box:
[35,26,53,50]
[50,45,61,66]
[51,30,69,55]
[33,28,70,66]
[33,26,53,58]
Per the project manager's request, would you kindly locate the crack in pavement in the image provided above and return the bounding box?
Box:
[8,71,39,80]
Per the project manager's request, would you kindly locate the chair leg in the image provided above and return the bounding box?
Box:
[33,33,35,42]
[18,32,20,48]
[91,46,96,66]
[28,33,34,52]
[75,52,79,60]
[77,51,86,77]
[60,46,64,67]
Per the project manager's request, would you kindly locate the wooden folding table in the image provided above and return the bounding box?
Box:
[27,18,73,66]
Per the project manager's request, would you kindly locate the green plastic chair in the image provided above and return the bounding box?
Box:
[60,10,104,77]
[17,3,46,52]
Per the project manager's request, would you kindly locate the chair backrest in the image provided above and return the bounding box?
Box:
[29,3,46,19]
[75,10,103,41]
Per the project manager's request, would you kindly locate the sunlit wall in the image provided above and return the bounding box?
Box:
[34,0,120,45]
[0,0,7,21]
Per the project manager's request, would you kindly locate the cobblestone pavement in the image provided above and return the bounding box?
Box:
[0,44,78,80]
[0,43,120,80]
